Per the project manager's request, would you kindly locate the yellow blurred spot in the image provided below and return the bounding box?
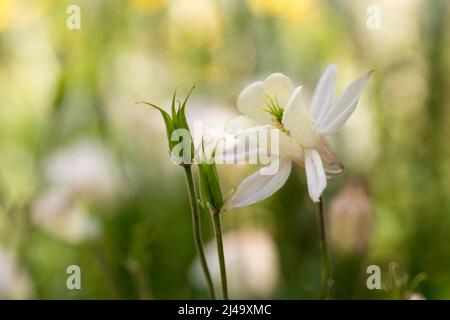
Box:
[0,0,52,31]
[131,0,166,14]
[169,0,222,50]
[0,0,15,31]
[247,0,313,21]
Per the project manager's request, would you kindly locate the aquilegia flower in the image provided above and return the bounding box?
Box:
[225,64,373,207]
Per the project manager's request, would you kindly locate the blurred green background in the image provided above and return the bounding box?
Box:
[0,0,449,299]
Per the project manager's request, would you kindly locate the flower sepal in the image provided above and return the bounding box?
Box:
[197,139,224,214]
[136,86,196,166]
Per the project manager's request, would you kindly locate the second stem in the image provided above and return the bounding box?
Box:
[211,210,228,300]
[183,166,216,299]
[318,196,333,299]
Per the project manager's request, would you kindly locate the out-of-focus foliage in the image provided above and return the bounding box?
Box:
[0,0,449,299]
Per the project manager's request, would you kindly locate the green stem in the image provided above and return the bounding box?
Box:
[318,196,333,299]
[183,166,216,299]
[90,241,123,299]
[212,210,228,300]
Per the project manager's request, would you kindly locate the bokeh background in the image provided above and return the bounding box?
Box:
[0,0,449,299]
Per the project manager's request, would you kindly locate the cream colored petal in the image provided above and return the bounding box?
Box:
[279,132,304,163]
[263,73,295,108]
[219,125,277,164]
[311,64,338,122]
[225,115,261,134]
[215,140,262,164]
[232,124,275,137]
[225,159,292,209]
[282,86,321,148]
[318,70,373,135]
[315,136,338,164]
[304,149,327,202]
[237,81,272,124]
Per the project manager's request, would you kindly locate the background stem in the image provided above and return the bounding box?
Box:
[183,166,216,299]
[212,210,228,300]
[318,196,333,299]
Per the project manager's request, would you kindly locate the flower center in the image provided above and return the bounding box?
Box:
[262,94,284,124]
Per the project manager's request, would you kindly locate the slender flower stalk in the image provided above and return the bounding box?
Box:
[198,142,229,299]
[184,166,216,299]
[317,196,333,299]
[211,209,228,300]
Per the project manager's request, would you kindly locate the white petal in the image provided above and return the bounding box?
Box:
[225,115,260,134]
[237,81,271,124]
[318,70,373,135]
[225,160,292,209]
[215,139,262,164]
[282,86,321,148]
[314,136,339,165]
[279,132,304,163]
[304,149,327,202]
[232,124,275,137]
[311,64,338,122]
[263,73,295,108]
[218,125,276,164]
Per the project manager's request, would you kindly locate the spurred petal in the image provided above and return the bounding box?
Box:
[263,73,295,108]
[304,149,327,202]
[317,70,373,135]
[225,159,292,209]
[314,136,338,165]
[282,86,321,148]
[311,64,338,122]
[237,81,272,124]
[225,115,260,134]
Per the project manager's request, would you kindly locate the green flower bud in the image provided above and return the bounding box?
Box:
[198,141,224,213]
[136,86,195,166]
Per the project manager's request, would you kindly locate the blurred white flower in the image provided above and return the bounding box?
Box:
[32,140,121,243]
[225,65,372,207]
[0,248,34,299]
[328,178,374,255]
[44,140,122,202]
[409,292,426,300]
[32,189,100,244]
[191,229,279,298]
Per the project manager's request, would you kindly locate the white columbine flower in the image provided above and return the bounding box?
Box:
[32,188,100,244]
[0,248,34,299]
[225,64,373,207]
[44,140,122,202]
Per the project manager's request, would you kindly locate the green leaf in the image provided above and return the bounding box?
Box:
[135,101,175,149]
[177,85,195,130]
[171,88,177,119]
[180,85,195,113]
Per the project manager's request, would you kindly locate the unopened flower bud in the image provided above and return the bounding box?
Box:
[198,139,224,212]
[137,86,195,166]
